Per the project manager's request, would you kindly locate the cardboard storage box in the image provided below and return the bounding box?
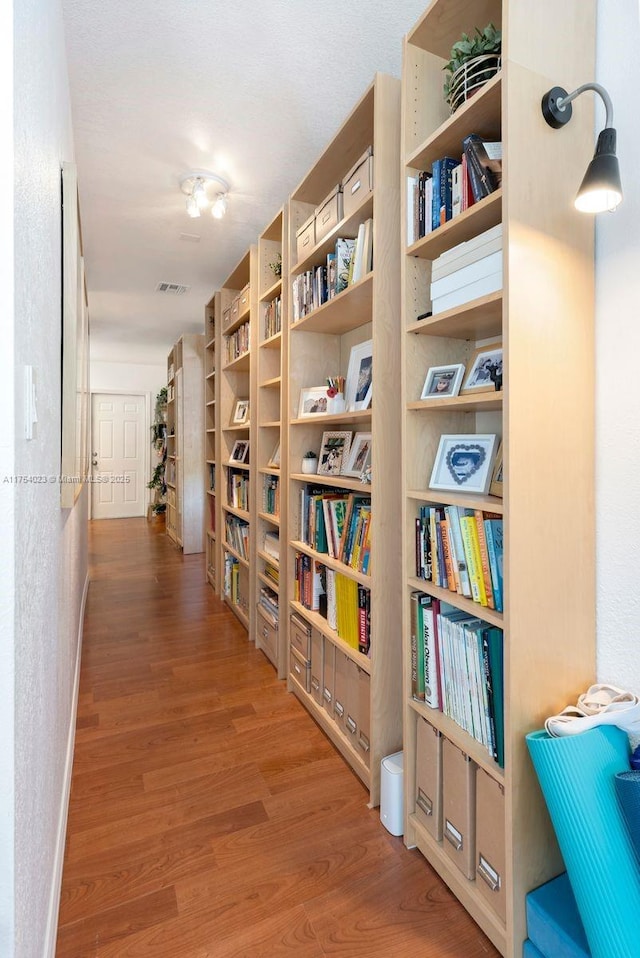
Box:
[333,649,349,729]
[289,645,311,694]
[357,666,371,765]
[256,607,277,663]
[345,658,360,741]
[222,304,232,331]
[342,146,373,218]
[296,214,315,262]
[442,738,477,880]
[237,283,250,318]
[415,715,443,840]
[476,768,506,921]
[323,639,335,714]
[314,184,343,243]
[290,613,311,661]
[310,629,323,707]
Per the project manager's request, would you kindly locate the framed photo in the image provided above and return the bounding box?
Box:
[342,432,372,478]
[231,398,249,425]
[229,439,250,465]
[298,386,328,418]
[345,339,373,411]
[460,342,503,395]
[267,440,281,469]
[429,434,499,494]
[490,441,504,498]
[421,363,465,400]
[317,431,353,476]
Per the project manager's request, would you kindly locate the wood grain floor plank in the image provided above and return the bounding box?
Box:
[56,518,499,958]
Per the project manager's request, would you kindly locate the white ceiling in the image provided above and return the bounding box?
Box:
[62,0,428,366]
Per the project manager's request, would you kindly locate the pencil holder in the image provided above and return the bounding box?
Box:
[327,393,345,415]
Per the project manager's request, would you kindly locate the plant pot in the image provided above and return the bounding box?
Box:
[301,458,318,474]
[447,54,501,113]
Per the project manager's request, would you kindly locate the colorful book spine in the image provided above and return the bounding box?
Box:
[485,519,504,613]
[474,510,495,609]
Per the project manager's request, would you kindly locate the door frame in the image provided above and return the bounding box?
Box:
[89,389,152,520]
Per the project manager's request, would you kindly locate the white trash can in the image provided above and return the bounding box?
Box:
[380,750,404,836]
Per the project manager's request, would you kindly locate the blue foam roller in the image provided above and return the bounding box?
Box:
[526,872,590,958]
[526,726,640,958]
[523,941,545,958]
[614,769,640,864]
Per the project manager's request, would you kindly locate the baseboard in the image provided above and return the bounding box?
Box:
[43,569,89,958]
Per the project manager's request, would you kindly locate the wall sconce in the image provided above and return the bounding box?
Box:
[541,83,622,213]
[180,170,230,219]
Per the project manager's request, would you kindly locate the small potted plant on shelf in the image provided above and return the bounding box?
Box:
[443,23,501,114]
[268,252,282,278]
[301,450,318,474]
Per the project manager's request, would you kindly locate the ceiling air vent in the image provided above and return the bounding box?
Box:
[155,282,190,295]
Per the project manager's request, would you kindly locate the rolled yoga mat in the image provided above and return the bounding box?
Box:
[614,769,640,865]
[526,725,640,958]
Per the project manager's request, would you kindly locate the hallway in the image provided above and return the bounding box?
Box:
[55,518,498,957]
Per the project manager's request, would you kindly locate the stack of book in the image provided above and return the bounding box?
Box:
[299,487,372,574]
[430,223,503,314]
[263,530,279,563]
[227,469,249,511]
[264,294,282,339]
[225,514,249,560]
[258,585,279,626]
[410,593,504,766]
[294,556,371,655]
[292,222,373,322]
[261,474,279,516]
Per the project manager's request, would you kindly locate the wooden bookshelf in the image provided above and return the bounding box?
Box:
[285,73,403,807]
[165,333,205,554]
[220,248,256,630]
[400,2,596,956]
[204,292,219,590]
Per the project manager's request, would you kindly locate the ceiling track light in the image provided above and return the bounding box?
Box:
[541,82,622,213]
[179,170,231,219]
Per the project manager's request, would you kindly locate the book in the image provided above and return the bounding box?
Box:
[431,234,503,283]
[431,157,458,230]
[351,221,366,284]
[406,174,418,245]
[430,250,503,300]
[362,217,373,274]
[444,505,471,598]
[485,518,504,613]
[335,238,355,294]
[460,515,487,606]
[433,223,503,270]
[484,627,504,767]
[431,270,502,314]
[474,510,495,610]
[463,134,502,202]
[451,163,462,219]
[419,594,440,709]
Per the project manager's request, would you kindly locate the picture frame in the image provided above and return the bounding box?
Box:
[460,342,503,395]
[266,440,281,469]
[429,434,499,495]
[341,432,372,478]
[231,398,250,425]
[345,339,373,411]
[298,386,329,418]
[490,441,504,498]
[229,439,250,465]
[420,363,466,400]
[317,431,353,476]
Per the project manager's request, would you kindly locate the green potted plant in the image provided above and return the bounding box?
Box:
[301,450,318,474]
[268,252,282,278]
[443,23,501,114]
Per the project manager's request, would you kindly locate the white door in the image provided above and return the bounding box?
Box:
[91,393,146,519]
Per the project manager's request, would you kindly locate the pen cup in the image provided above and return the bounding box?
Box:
[327,393,345,415]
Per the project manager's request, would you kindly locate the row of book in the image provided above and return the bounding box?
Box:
[292,220,373,323]
[227,469,249,511]
[415,505,503,612]
[263,561,279,587]
[263,294,282,340]
[430,223,502,314]
[263,530,279,563]
[224,319,250,365]
[261,474,280,516]
[225,514,249,560]
[223,552,248,613]
[294,554,371,654]
[299,486,372,574]
[407,135,502,245]
[258,585,279,626]
[411,593,504,766]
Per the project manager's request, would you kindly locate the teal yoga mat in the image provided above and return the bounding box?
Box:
[615,769,640,864]
[527,726,640,958]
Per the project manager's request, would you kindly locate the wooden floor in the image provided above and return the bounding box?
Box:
[56,518,499,958]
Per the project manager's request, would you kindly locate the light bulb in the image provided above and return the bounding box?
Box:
[212,194,227,219]
[192,178,208,211]
[186,195,200,218]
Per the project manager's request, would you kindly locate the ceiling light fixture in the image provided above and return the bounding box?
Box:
[179,170,230,220]
[541,82,622,213]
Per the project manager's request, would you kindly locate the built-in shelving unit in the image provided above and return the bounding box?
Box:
[255,208,287,674]
[165,333,205,554]
[204,292,219,589]
[285,72,403,807]
[220,249,256,631]
[400,2,596,955]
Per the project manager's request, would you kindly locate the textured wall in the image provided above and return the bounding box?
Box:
[595,1,640,693]
[13,1,88,957]
[91,359,166,397]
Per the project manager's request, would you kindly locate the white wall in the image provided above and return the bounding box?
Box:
[595,0,640,692]
[91,359,166,397]
[12,2,89,958]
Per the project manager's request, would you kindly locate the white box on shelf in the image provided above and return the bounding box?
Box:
[431,250,503,300]
[432,270,503,314]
